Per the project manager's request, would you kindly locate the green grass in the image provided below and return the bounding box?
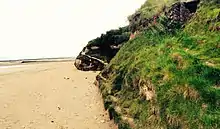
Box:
[99,1,220,128]
[134,0,183,19]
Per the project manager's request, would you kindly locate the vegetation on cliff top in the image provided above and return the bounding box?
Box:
[98,0,220,128]
[74,26,130,71]
[87,26,130,62]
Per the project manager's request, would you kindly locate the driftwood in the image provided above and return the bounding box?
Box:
[81,53,108,66]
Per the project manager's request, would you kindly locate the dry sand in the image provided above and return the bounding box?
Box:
[0,62,116,129]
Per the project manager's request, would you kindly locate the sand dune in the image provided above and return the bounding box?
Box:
[0,62,115,129]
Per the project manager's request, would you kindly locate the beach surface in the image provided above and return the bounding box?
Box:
[0,62,115,129]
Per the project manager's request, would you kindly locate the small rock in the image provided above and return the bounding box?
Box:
[51,121,54,123]
[100,120,105,123]
[64,77,70,80]
[4,104,8,108]
[58,107,61,110]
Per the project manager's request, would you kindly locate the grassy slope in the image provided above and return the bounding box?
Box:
[99,1,220,128]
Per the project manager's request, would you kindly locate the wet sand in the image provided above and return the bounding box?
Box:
[0,62,115,129]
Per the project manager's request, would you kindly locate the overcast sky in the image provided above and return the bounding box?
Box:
[0,0,145,60]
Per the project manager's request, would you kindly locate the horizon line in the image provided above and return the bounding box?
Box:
[0,56,75,62]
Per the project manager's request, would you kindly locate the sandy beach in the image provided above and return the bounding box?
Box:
[0,62,115,129]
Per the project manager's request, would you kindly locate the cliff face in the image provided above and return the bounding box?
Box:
[128,0,200,33]
[74,27,130,71]
[75,0,220,128]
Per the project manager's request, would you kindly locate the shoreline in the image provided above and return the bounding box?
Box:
[0,58,75,67]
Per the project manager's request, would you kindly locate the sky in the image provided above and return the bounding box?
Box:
[0,0,146,60]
